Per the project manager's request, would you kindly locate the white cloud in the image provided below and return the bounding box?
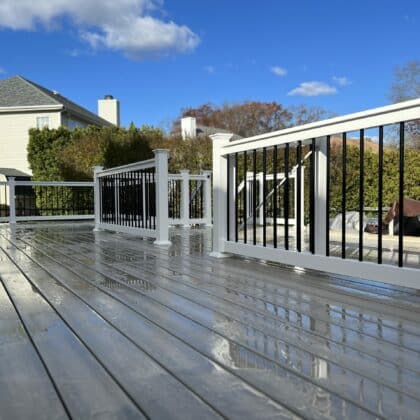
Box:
[270,66,287,76]
[0,0,200,59]
[288,81,337,97]
[332,76,351,86]
[0,66,6,74]
[204,65,215,74]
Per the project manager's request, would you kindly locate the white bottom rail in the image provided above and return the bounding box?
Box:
[223,241,419,290]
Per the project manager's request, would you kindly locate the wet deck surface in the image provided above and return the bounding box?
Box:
[1,222,420,419]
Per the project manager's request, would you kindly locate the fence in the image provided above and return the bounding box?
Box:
[94,149,170,245]
[211,98,420,289]
[94,150,212,244]
[0,179,94,223]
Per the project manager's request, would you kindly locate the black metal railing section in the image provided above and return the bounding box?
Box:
[13,185,93,217]
[226,118,420,269]
[99,168,156,229]
[229,145,307,252]
[189,180,204,220]
[168,179,181,219]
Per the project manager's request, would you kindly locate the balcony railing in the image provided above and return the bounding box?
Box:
[0,179,94,223]
[94,150,212,245]
[211,98,420,288]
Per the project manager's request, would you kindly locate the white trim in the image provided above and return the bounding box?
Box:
[96,223,157,238]
[15,181,94,187]
[16,215,94,222]
[169,174,209,181]
[224,241,420,289]
[0,104,63,113]
[97,159,156,177]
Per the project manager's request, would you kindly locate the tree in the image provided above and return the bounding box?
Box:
[288,105,334,126]
[150,135,212,173]
[390,60,420,102]
[390,61,420,149]
[175,101,293,137]
[174,101,333,137]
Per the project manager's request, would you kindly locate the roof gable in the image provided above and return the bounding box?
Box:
[0,76,111,126]
[0,76,60,107]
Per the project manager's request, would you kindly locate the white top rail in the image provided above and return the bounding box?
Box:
[14,181,94,187]
[97,158,156,177]
[221,98,420,155]
[169,173,210,181]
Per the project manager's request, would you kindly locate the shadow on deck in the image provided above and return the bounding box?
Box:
[0,222,420,419]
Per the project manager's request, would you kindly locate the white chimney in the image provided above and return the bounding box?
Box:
[181,116,196,140]
[98,95,120,126]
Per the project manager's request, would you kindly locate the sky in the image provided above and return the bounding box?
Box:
[0,0,419,130]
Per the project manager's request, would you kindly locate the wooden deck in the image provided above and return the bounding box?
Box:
[1,223,420,419]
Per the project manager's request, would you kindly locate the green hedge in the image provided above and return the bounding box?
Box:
[27,125,157,215]
[27,127,419,218]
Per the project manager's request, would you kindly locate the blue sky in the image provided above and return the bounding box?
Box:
[0,1,418,129]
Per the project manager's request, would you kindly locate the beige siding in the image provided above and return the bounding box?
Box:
[0,111,61,175]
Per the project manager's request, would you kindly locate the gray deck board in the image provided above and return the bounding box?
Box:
[0,274,67,420]
[0,248,145,420]
[23,230,419,418]
[0,238,295,419]
[1,223,420,419]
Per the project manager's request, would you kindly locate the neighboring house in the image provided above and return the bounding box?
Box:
[0,167,31,182]
[0,75,120,174]
[181,116,242,140]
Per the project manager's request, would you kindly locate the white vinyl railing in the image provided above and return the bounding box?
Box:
[94,150,212,245]
[210,98,420,289]
[0,179,94,223]
[94,149,171,245]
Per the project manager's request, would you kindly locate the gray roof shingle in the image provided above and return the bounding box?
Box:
[0,76,111,126]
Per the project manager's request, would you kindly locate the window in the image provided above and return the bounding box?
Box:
[36,116,49,129]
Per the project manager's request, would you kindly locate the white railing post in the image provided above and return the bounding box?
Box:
[93,166,104,231]
[202,170,212,226]
[314,138,327,255]
[180,170,190,227]
[8,177,16,224]
[154,149,171,246]
[209,133,234,257]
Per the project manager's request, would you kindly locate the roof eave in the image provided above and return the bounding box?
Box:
[62,108,113,126]
[0,104,64,113]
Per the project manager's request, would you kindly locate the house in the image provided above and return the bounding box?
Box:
[0,167,31,182]
[181,116,242,140]
[0,75,120,174]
